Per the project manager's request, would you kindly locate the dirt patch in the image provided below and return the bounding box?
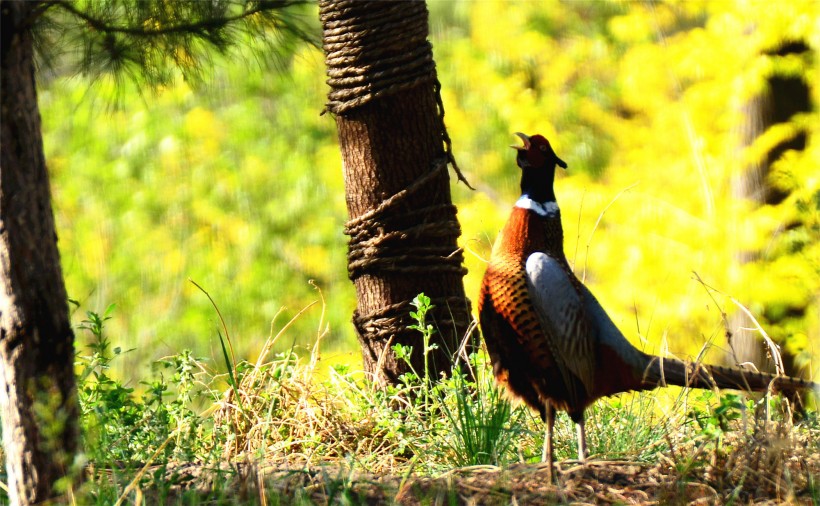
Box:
[140,450,818,505]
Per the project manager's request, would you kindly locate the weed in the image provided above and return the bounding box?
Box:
[584,391,671,461]
[75,303,214,504]
[436,347,527,468]
[407,294,439,388]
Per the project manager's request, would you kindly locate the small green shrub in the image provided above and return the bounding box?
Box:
[76,304,212,466]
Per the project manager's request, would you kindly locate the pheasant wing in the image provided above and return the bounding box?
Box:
[578,282,646,369]
[525,252,596,401]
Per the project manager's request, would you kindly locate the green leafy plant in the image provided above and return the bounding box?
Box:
[439,357,519,467]
[408,293,439,387]
[687,392,746,444]
[76,304,209,467]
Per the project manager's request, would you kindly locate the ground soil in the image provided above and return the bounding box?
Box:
[147,452,819,505]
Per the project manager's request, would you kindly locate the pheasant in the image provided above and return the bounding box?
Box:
[478,132,817,479]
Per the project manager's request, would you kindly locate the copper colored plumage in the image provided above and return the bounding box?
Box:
[478,132,818,481]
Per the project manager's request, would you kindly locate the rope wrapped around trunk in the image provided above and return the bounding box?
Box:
[343,158,467,281]
[318,0,471,188]
[320,0,474,353]
[320,0,435,115]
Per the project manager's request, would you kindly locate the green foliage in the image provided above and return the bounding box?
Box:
[76,304,212,465]
[438,359,520,467]
[582,392,670,462]
[36,0,317,88]
[687,391,747,445]
[391,294,523,467]
[42,39,353,374]
[405,293,439,400]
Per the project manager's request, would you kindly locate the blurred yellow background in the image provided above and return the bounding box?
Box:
[41,0,819,382]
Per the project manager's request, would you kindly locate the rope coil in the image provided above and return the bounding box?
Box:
[344,160,471,344]
[320,0,434,115]
[353,296,473,344]
[319,0,473,189]
[343,159,467,281]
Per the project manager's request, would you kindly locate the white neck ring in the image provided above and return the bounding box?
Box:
[515,196,559,217]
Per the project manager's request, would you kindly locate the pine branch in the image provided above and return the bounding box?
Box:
[53,0,308,39]
[34,0,318,88]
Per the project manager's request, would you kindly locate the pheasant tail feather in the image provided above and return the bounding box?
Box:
[641,356,818,395]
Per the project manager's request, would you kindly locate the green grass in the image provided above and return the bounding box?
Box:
[54,299,820,504]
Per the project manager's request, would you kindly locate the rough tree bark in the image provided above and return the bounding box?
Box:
[730,40,811,377]
[319,0,473,385]
[1,1,80,504]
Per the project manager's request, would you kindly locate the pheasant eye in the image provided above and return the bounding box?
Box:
[539,145,548,152]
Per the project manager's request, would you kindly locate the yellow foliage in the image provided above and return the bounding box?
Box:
[444,0,820,376]
[184,106,224,160]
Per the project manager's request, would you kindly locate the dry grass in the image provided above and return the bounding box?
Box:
[133,339,819,505]
[79,296,819,505]
[141,415,819,504]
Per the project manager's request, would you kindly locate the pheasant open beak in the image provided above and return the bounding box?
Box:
[511,132,530,151]
[512,132,568,169]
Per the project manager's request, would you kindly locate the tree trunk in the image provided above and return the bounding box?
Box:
[319,0,473,385]
[730,40,810,376]
[1,2,80,504]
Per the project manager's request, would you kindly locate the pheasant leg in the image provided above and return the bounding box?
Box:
[576,419,587,461]
[541,403,556,481]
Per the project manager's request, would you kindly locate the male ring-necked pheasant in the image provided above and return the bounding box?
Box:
[478,132,817,479]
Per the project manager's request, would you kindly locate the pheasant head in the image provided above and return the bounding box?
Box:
[511,132,567,208]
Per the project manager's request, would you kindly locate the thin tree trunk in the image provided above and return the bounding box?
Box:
[320,0,473,385]
[730,40,810,376]
[1,2,80,504]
